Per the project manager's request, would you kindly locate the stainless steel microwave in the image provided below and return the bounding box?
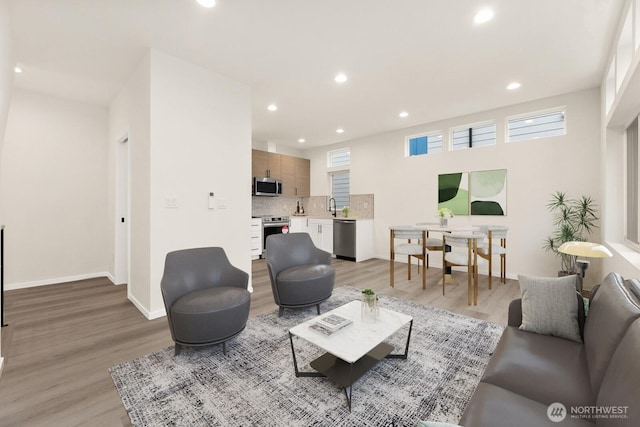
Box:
[253,177,282,196]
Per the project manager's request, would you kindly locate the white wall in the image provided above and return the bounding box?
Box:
[0,89,109,288]
[600,0,640,280]
[0,0,13,161]
[305,89,603,288]
[0,0,15,375]
[110,50,252,319]
[148,50,252,316]
[109,53,151,310]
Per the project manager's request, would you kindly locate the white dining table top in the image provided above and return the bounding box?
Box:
[417,223,480,233]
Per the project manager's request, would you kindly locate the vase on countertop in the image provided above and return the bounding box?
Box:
[439,217,448,227]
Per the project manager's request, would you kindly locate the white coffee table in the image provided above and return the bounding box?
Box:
[288,300,413,410]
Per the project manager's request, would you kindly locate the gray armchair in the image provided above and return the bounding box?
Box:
[266,233,335,317]
[161,247,251,356]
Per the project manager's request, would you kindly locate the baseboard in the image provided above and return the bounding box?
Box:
[5,272,114,291]
[106,272,118,285]
[127,291,166,320]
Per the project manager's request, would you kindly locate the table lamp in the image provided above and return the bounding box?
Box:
[557,241,613,278]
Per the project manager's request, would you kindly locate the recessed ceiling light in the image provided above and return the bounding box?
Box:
[474,9,494,24]
[298,138,306,143]
[14,66,22,73]
[506,82,521,90]
[336,128,344,134]
[196,0,216,8]
[399,111,409,118]
[334,73,348,84]
[525,119,534,124]
[267,104,278,111]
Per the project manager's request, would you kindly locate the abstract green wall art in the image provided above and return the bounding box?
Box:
[438,172,469,215]
[469,169,507,215]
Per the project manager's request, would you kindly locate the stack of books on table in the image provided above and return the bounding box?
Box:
[309,313,353,336]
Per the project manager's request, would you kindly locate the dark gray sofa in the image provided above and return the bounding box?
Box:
[460,272,640,426]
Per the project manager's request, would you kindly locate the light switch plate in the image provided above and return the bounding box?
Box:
[165,196,178,208]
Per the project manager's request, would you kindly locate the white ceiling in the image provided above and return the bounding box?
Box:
[8,0,625,148]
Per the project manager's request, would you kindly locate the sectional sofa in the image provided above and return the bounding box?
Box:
[461,272,640,426]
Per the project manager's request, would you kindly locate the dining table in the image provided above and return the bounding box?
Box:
[416,222,482,286]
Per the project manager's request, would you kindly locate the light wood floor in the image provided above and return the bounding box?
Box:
[0,258,519,426]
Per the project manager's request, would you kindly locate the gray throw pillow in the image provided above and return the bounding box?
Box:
[518,274,582,343]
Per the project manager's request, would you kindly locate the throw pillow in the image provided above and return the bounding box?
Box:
[518,274,582,343]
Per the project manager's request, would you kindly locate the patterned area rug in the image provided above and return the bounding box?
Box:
[109,286,504,426]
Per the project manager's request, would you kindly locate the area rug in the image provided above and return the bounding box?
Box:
[109,287,504,426]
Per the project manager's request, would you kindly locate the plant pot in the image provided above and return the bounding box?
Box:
[361,293,379,322]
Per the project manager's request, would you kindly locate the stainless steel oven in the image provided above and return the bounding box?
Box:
[261,216,290,257]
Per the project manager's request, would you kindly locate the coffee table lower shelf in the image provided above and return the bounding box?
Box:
[290,337,396,411]
[310,342,393,388]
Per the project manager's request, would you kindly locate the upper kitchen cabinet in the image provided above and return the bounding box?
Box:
[252,149,310,197]
[252,149,281,179]
[280,155,295,196]
[294,157,310,197]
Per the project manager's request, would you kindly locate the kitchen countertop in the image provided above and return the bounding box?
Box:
[290,216,371,220]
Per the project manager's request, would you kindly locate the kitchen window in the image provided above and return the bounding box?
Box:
[451,122,496,150]
[328,148,350,168]
[331,172,350,210]
[328,148,350,210]
[406,132,443,156]
[507,109,566,142]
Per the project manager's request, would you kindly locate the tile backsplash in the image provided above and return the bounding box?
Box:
[252,194,374,219]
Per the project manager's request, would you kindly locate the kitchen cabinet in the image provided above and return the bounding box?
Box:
[280,155,296,196]
[355,219,374,262]
[290,217,307,233]
[251,218,263,260]
[308,219,333,254]
[251,149,310,196]
[252,149,281,179]
[294,157,310,196]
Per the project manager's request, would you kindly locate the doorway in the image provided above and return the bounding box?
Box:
[115,135,130,285]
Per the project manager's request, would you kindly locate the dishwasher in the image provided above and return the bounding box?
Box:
[333,219,356,261]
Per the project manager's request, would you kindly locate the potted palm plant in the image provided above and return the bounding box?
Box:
[542,191,599,276]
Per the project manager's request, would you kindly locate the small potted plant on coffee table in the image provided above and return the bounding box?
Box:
[361,289,379,320]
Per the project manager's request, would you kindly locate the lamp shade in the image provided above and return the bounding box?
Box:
[557,241,613,258]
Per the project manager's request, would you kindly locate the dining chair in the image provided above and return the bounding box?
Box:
[442,233,486,305]
[475,225,508,289]
[389,226,428,289]
[416,222,445,268]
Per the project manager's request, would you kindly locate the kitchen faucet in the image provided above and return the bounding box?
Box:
[329,197,337,217]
